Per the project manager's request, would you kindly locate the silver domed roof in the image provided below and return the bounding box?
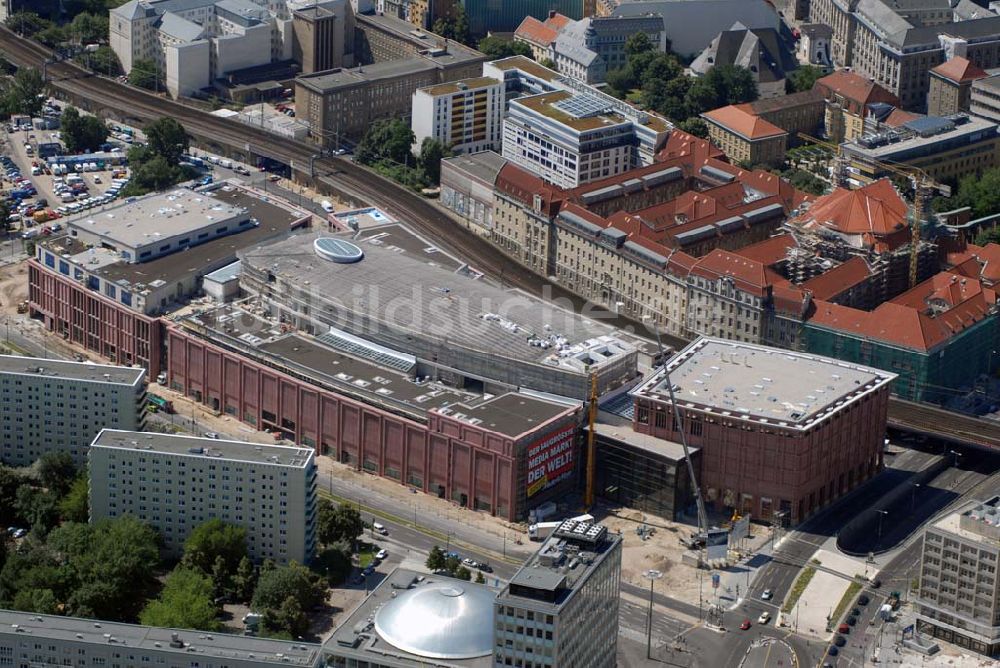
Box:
[374,583,496,659]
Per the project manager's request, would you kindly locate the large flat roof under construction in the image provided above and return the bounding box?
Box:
[238,224,634,373]
[633,337,896,429]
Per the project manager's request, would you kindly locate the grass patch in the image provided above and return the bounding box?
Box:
[830,581,862,626]
[782,566,817,614]
[0,340,28,356]
[358,546,375,569]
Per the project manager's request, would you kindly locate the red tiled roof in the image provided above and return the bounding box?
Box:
[808,270,997,352]
[495,163,564,215]
[701,105,786,140]
[814,70,900,109]
[883,108,920,128]
[690,249,770,296]
[514,16,559,47]
[734,234,798,265]
[953,243,1000,286]
[656,130,725,164]
[802,257,871,301]
[772,281,811,316]
[931,56,988,84]
[545,12,571,30]
[789,179,909,251]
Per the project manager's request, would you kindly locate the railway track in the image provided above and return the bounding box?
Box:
[6,28,1000,449]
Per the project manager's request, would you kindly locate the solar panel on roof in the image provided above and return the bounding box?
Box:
[553,93,613,119]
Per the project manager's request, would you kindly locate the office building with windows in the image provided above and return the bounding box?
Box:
[411,77,504,155]
[917,495,1000,656]
[0,356,145,467]
[88,429,318,564]
[494,518,622,667]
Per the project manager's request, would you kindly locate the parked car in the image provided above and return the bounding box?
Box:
[740,618,751,630]
[375,549,388,561]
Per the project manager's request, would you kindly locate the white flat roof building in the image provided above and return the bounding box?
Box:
[0,356,145,467]
[411,77,503,155]
[68,189,251,263]
[0,610,322,667]
[89,430,317,564]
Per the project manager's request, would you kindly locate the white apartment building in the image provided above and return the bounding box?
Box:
[110,0,299,98]
[89,430,318,565]
[411,77,503,155]
[485,56,670,188]
[917,495,1000,656]
[0,610,323,668]
[0,356,145,467]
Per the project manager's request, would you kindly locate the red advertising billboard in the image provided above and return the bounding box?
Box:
[526,425,576,498]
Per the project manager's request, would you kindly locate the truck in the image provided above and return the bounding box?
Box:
[529,514,595,541]
[147,393,175,414]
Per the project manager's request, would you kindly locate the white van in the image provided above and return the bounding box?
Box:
[320,200,335,213]
[372,522,387,535]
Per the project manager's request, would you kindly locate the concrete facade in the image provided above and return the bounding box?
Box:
[631,338,895,524]
[411,77,503,155]
[550,15,663,84]
[0,357,145,467]
[292,0,355,74]
[0,611,323,668]
[495,518,622,667]
[89,429,317,564]
[917,496,1000,656]
[440,151,507,233]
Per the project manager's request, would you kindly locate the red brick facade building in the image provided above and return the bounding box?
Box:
[631,337,895,525]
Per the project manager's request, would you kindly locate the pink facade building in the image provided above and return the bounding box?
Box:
[632,337,895,525]
[166,306,580,521]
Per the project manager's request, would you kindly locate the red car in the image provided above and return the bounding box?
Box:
[740,618,752,630]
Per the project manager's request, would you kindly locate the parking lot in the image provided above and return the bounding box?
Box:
[3,109,136,239]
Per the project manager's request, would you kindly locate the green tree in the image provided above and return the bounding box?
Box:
[36,451,78,495]
[181,518,248,578]
[211,554,229,598]
[264,595,308,638]
[947,168,1000,220]
[475,570,485,584]
[786,65,825,94]
[68,13,109,44]
[975,226,1000,245]
[476,36,532,59]
[677,117,709,138]
[140,567,221,631]
[355,118,415,167]
[6,68,46,117]
[34,25,67,49]
[145,117,189,163]
[14,486,59,536]
[539,57,556,69]
[12,588,58,614]
[128,58,159,90]
[251,562,326,612]
[454,565,472,581]
[444,555,461,575]
[47,516,161,620]
[419,137,450,185]
[312,543,352,586]
[426,545,446,572]
[58,475,89,522]
[81,45,122,76]
[233,555,257,603]
[316,500,365,547]
[784,168,828,195]
[432,5,470,45]
[625,32,655,58]
[0,466,25,526]
[62,110,109,153]
[5,12,51,38]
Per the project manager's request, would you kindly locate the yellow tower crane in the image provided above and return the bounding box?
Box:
[796,133,951,288]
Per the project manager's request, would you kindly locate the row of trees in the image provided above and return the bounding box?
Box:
[425,546,485,584]
[124,117,199,196]
[6,11,109,49]
[354,118,451,190]
[61,105,109,153]
[604,32,758,137]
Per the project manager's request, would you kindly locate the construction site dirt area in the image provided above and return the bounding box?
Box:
[599,506,773,608]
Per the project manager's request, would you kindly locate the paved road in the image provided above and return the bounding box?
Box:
[741,637,797,668]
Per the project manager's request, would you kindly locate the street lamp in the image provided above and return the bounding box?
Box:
[949,450,962,468]
[910,483,921,512]
[876,509,889,549]
[643,569,663,660]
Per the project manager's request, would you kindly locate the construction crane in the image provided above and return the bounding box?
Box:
[797,133,950,288]
[584,373,597,510]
